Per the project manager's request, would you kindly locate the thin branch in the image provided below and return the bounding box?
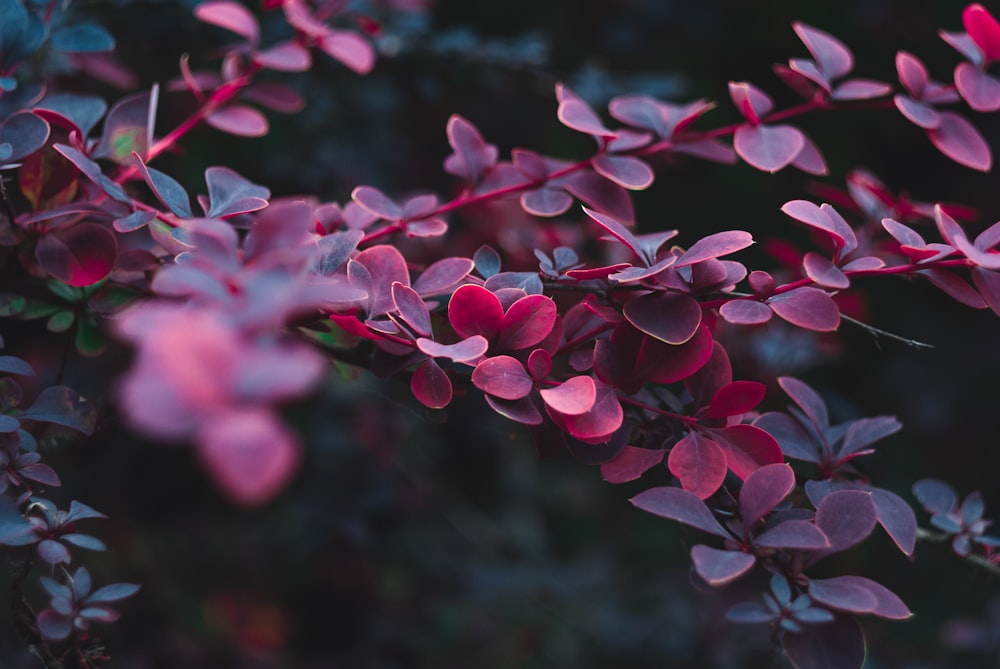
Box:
[841,314,934,350]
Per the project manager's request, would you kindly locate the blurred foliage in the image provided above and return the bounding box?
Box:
[3,0,1000,666]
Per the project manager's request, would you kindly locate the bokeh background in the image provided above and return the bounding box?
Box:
[3,0,1000,666]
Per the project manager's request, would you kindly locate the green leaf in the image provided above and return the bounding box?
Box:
[0,293,25,316]
[47,279,82,303]
[47,310,75,333]
[75,317,106,357]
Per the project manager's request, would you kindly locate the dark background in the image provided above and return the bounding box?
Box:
[3,0,1000,666]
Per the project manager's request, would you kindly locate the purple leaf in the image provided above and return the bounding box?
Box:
[194,1,259,42]
[416,336,488,363]
[37,610,73,641]
[497,295,557,351]
[794,22,853,80]
[557,85,615,137]
[412,257,474,296]
[484,394,543,425]
[956,63,1000,112]
[62,533,106,551]
[755,519,829,550]
[832,79,892,100]
[19,462,60,486]
[472,355,533,400]
[791,133,829,175]
[754,412,820,463]
[719,299,773,325]
[894,95,941,129]
[823,576,912,619]
[319,31,375,74]
[591,155,654,190]
[133,156,194,218]
[768,287,840,332]
[563,170,635,224]
[837,416,901,460]
[539,375,596,415]
[927,111,992,171]
[38,539,70,564]
[728,82,774,124]
[782,615,867,669]
[814,490,877,555]
[638,325,714,385]
[254,41,312,72]
[630,486,730,538]
[972,267,1000,315]
[88,582,141,604]
[205,166,270,218]
[352,186,402,220]
[675,230,754,268]
[667,432,728,500]
[0,356,33,376]
[600,445,665,483]
[780,201,858,258]
[740,463,795,528]
[807,577,877,614]
[871,488,917,556]
[52,144,130,202]
[443,115,498,184]
[36,223,117,288]
[623,292,701,345]
[734,124,804,172]
[521,187,574,217]
[411,359,452,409]
[690,544,757,586]
[391,282,431,337]
[354,245,410,317]
[206,104,268,137]
[92,88,157,163]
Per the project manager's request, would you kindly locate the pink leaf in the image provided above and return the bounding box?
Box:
[623,292,702,345]
[411,359,452,409]
[354,245,410,317]
[733,123,804,172]
[254,41,311,72]
[896,51,929,96]
[559,381,623,441]
[448,284,504,340]
[591,155,654,190]
[36,223,117,287]
[497,295,557,350]
[831,79,892,100]
[539,375,596,415]
[719,299,773,325]
[205,166,270,217]
[767,287,841,332]
[927,111,992,171]
[562,170,635,224]
[600,446,665,483]
[803,252,849,289]
[194,1,259,43]
[791,132,828,175]
[412,257,474,296]
[894,95,941,129]
[667,431,728,499]
[196,410,299,507]
[739,463,795,529]
[557,86,615,137]
[972,266,1000,315]
[319,30,375,74]
[691,545,756,586]
[521,187,574,217]
[793,22,853,80]
[416,336,488,363]
[205,104,269,137]
[391,282,431,337]
[955,63,1000,112]
[471,355,533,400]
[640,324,715,385]
[728,82,773,124]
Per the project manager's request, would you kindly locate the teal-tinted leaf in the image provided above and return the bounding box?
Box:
[0,293,25,316]
[46,310,75,333]
[50,23,115,53]
[18,386,97,435]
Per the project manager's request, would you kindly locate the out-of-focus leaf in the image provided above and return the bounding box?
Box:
[18,386,97,435]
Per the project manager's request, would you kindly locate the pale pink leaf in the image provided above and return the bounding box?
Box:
[733,123,804,172]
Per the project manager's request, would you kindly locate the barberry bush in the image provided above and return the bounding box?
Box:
[1,0,1000,667]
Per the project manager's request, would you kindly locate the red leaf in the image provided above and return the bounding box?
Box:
[709,424,783,480]
[600,445,665,483]
[964,3,1000,62]
[471,355,533,400]
[690,545,756,586]
[623,292,702,345]
[205,104,269,137]
[497,294,557,350]
[448,284,504,340]
[705,381,766,419]
[36,223,117,287]
[539,375,596,416]
[484,394,543,425]
[927,111,992,171]
[411,359,452,409]
[734,123,805,172]
[641,324,715,385]
[559,381,622,441]
[667,432,728,499]
[767,287,841,332]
